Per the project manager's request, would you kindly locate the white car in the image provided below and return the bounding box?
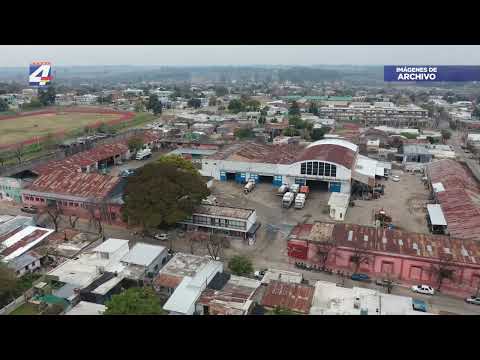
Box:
[391,175,400,182]
[154,233,168,241]
[411,284,435,295]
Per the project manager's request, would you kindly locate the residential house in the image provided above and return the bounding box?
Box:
[6,250,43,278]
[120,242,169,280]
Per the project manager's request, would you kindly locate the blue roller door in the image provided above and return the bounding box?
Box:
[220,171,226,181]
[329,182,341,192]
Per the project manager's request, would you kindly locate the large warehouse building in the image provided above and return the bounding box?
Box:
[201,139,387,194]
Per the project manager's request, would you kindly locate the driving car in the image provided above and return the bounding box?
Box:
[412,299,428,312]
[465,296,480,305]
[351,273,371,282]
[391,175,400,182]
[154,233,168,241]
[411,284,435,295]
[21,205,38,214]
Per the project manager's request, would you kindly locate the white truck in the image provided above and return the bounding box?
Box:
[244,179,255,194]
[282,192,295,208]
[290,183,300,194]
[294,193,306,209]
[277,184,289,196]
[136,148,152,160]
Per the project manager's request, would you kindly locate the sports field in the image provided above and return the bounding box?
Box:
[0,111,128,147]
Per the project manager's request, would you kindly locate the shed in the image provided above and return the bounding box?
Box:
[427,204,447,226]
[328,192,350,221]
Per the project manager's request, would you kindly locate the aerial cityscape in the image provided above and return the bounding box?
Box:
[1,45,480,315]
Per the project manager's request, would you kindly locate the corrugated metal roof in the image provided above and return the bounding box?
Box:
[261,281,314,314]
[26,170,121,199]
[297,144,356,169]
[427,160,480,241]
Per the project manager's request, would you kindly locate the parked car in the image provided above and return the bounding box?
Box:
[465,296,480,305]
[391,175,400,182]
[375,278,394,287]
[120,169,135,177]
[154,233,168,241]
[411,284,435,295]
[351,273,371,282]
[412,299,428,312]
[254,269,268,280]
[21,205,38,214]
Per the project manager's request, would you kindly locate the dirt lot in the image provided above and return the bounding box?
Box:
[209,181,333,266]
[346,169,430,234]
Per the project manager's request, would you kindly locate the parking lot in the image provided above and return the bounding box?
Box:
[346,169,431,234]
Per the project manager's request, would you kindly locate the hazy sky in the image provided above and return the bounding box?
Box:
[1,45,480,67]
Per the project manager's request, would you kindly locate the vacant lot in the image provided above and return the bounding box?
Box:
[346,169,430,234]
[0,112,123,146]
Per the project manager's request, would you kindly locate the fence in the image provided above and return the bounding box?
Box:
[0,294,26,315]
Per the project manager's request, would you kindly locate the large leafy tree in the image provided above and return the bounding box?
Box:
[0,263,18,305]
[122,161,210,230]
[228,255,253,276]
[147,94,163,115]
[0,98,9,112]
[157,154,198,174]
[288,101,301,116]
[127,137,144,153]
[187,98,202,109]
[104,287,165,315]
[38,85,56,106]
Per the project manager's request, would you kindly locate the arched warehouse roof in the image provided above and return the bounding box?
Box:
[296,139,358,169]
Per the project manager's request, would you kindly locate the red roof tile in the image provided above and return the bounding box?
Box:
[296,144,356,169]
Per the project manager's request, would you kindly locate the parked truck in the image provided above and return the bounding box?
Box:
[136,148,152,160]
[282,192,295,208]
[299,185,310,198]
[294,193,306,209]
[244,179,255,194]
[290,184,300,194]
[277,184,289,196]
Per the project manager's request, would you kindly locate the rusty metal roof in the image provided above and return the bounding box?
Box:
[330,223,480,265]
[194,205,254,220]
[290,222,334,243]
[34,142,129,174]
[153,273,183,290]
[26,170,121,199]
[261,280,314,314]
[427,160,480,241]
[296,144,356,169]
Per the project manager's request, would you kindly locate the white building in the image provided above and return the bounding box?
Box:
[65,301,106,315]
[74,94,98,105]
[309,281,432,315]
[328,192,350,221]
[260,268,303,285]
[120,242,168,279]
[154,253,223,315]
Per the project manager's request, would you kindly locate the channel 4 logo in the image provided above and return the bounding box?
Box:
[29,61,52,87]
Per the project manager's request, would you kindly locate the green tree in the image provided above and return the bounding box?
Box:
[266,306,297,315]
[288,101,301,116]
[228,256,253,276]
[228,99,245,113]
[134,100,145,113]
[22,98,43,110]
[104,287,165,315]
[270,118,278,123]
[234,128,255,139]
[0,263,18,306]
[441,129,452,142]
[258,116,266,126]
[288,116,306,129]
[147,94,163,115]
[215,86,229,97]
[38,85,56,106]
[187,98,202,109]
[122,162,210,230]
[311,127,330,141]
[208,96,217,107]
[157,154,198,175]
[283,128,300,136]
[400,132,417,140]
[308,102,319,116]
[127,137,144,153]
[473,106,480,118]
[0,98,9,112]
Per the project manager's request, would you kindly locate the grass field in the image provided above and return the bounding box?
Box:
[0,112,124,146]
[9,302,41,315]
